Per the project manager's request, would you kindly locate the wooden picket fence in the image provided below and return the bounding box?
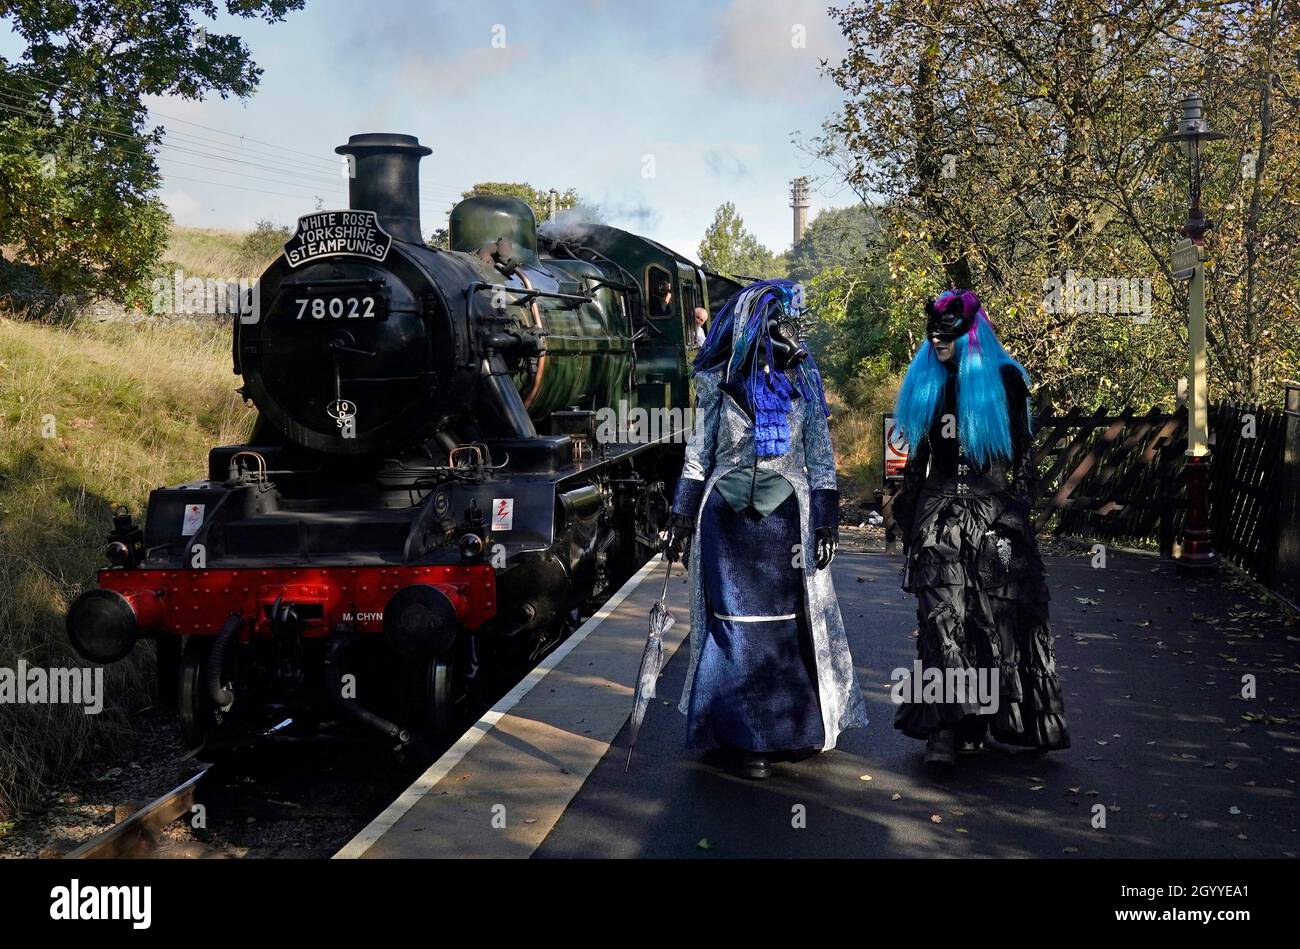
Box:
[1028,401,1287,583]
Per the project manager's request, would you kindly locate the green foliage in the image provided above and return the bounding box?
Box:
[240,218,292,268]
[818,0,1300,407]
[459,182,593,224]
[698,202,785,279]
[787,204,881,284]
[0,0,306,304]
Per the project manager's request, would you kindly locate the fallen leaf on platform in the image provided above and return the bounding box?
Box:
[1030,785,1045,791]
[1229,806,1241,815]
[524,818,538,824]
[955,828,968,834]
[891,793,901,801]
[1062,847,1079,854]
[697,838,715,850]
[859,774,873,782]
[929,814,943,824]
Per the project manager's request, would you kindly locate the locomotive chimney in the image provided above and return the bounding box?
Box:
[334,133,432,244]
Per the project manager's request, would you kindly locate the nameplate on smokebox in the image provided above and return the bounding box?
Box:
[283,210,392,268]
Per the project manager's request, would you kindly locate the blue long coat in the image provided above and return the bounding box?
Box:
[671,368,869,751]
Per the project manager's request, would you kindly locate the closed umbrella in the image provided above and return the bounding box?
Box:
[625,555,677,771]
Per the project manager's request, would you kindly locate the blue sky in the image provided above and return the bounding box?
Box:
[5,0,859,260]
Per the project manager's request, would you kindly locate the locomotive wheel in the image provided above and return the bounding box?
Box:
[411,643,471,746]
[177,639,212,749]
[177,637,229,749]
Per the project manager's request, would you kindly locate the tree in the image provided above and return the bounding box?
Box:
[459,182,593,223]
[0,0,306,304]
[819,0,1300,407]
[241,219,292,268]
[698,202,785,279]
[787,203,882,284]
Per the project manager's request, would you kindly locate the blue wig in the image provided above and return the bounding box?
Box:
[895,290,1031,467]
[695,279,829,457]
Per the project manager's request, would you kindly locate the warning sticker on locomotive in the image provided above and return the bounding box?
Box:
[491,498,514,531]
[282,210,392,268]
[181,503,205,536]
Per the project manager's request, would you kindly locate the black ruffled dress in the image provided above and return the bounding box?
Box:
[892,363,1070,750]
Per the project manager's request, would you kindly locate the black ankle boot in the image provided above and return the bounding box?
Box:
[729,749,771,780]
[924,729,956,766]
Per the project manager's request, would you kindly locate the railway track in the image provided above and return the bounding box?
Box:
[57,593,621,859]
[65,766,214,859]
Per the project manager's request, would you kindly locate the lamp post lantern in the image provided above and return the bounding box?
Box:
[1160,94,1225,572]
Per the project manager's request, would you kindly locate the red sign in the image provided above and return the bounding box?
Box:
[883,413,909,481]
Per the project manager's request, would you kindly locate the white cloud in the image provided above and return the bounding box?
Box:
[161,188,201,223]
[708,0,846,100]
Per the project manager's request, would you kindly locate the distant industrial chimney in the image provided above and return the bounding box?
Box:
[790,177,810,245]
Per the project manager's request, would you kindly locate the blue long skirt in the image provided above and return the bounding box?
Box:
[686,488,825,752]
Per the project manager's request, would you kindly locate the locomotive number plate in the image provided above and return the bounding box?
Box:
[289,291,388,323]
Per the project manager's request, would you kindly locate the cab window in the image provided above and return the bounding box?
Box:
[646,266,674,318]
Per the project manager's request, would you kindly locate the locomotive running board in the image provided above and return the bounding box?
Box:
[333,553,689,859]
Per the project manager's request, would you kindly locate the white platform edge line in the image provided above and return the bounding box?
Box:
[333,553,668,859]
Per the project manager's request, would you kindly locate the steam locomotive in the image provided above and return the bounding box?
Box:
[66,133,741,752]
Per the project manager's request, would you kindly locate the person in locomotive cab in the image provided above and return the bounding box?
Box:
[663,280,869,779]
[890,290,1070,766]
[693,306,709,347]
[651,276,673,317]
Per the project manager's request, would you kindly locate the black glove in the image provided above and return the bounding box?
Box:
[814,524,838,570]
[663,512,694,565]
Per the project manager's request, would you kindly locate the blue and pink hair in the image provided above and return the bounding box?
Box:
[894,289,1031,466]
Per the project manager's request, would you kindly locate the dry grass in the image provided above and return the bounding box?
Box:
[160,226,260,280]
[0,315,255,821]
[827,374,901,503]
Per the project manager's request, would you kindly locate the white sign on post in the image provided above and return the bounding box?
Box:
[1171,238,1200,281]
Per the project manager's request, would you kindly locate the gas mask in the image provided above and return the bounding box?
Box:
[766,314,808,371]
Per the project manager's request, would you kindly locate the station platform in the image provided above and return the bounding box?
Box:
[335,555,691,859]
[337,546,1300,859]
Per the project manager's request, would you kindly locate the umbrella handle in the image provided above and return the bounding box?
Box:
[660,553,674,600]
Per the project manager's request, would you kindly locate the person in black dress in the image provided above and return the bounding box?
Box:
[891,290,1070,766]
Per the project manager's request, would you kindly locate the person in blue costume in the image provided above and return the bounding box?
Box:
[891,289,1070,767]
[663,280,869,780]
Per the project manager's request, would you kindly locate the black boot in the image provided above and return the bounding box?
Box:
[924,729,956,766]
[729,749,771,780]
